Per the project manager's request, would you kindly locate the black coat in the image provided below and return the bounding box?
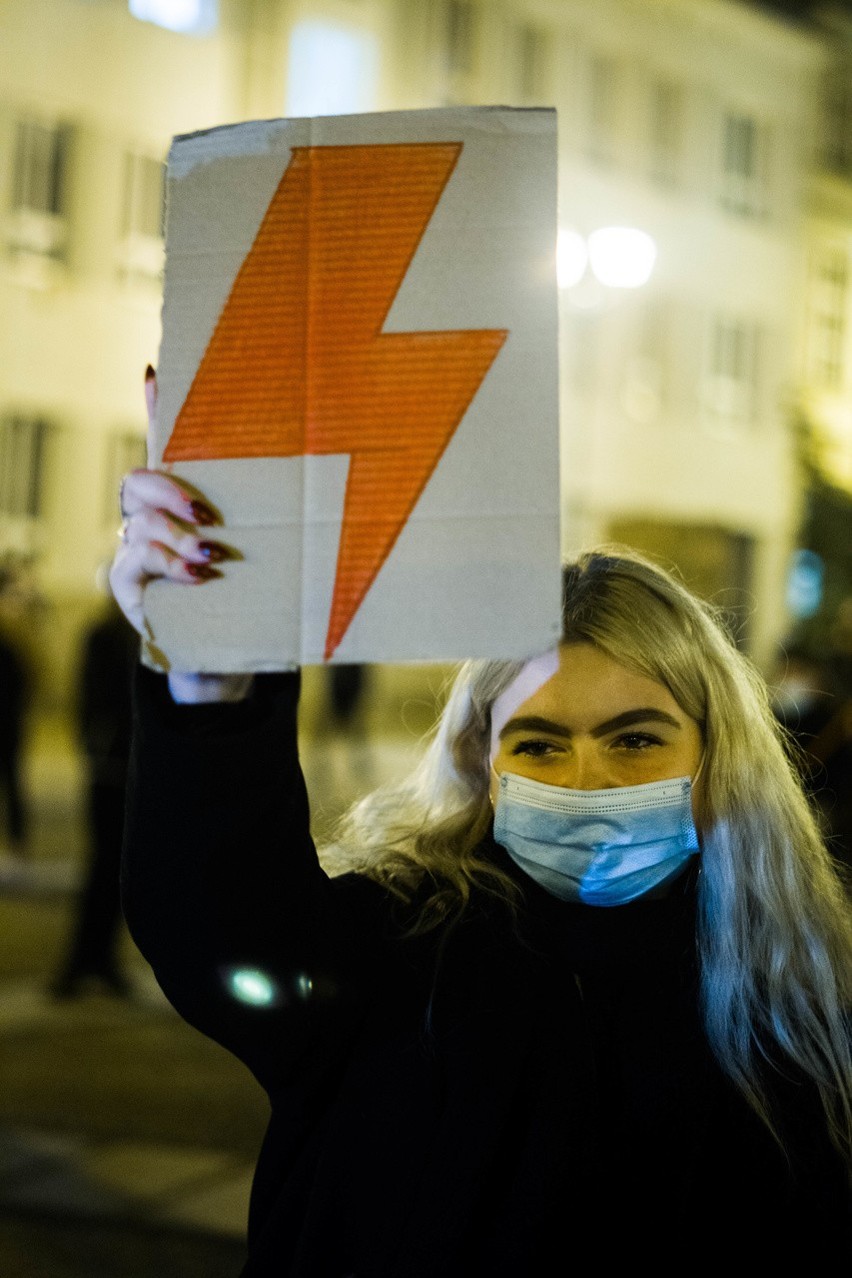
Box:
[122,667,851,1275]
[0,630,28,756]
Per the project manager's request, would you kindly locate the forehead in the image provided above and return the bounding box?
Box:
[491,642,684,746]
[489,649,560,755]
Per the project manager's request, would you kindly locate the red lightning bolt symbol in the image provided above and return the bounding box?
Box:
[163,143,507,659]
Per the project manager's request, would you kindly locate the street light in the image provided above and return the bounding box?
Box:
[588,227,656,289]
[557,225,657,295]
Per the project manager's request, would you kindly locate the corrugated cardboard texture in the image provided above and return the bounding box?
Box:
[146,105,561,670]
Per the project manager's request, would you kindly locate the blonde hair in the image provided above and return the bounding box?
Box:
[321,546,852,1162]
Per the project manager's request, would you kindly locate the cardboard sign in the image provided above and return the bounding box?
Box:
[144,105,561,671]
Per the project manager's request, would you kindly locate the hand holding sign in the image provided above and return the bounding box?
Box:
[142,106,561,671]
[110,370,254,703]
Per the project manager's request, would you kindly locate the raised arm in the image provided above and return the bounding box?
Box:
[111,369,375,1089]
[109,366,251,705]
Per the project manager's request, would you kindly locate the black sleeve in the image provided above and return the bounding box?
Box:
[120,664,386,1091]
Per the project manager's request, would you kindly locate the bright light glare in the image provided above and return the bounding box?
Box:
[225,967,278,1008]
[786,549,824,620]
[587,227,657,289]
[129,0,216,34]
[557,228,588,289]
[294,972,313,999]
[286,20,378,117]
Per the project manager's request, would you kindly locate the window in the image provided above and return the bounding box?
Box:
[12,119,67,217]
[704,315,761,424]
[122,152,164,241]
[514,22,551,105]
[7,116,71,261]
[436,0,479,104]
[622,298,670,424]
[286,19,379,117]
[648,78,683,187]
[821,60,852,178]
[104,431,147,527]
[119,149,165,282]
[446,0,476,79]
[586,55,619,165]
[606,519,755,649]
[806,246,848,390]
[129,0,217,35]
[0,415,50,520]
[719,110,769,217]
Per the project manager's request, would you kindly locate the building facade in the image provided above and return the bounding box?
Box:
[0,0,849,708]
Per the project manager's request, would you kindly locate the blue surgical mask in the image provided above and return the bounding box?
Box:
[492,771,700,907]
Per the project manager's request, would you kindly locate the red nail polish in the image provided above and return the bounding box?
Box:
[186,563,221,581]
[197,541,228,562]
[189,500,218,526]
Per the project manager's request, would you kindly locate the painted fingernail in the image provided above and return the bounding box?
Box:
[185,563,222,581]
[145,364,156,381]
[189,500,218,526]
[197,541,229,562]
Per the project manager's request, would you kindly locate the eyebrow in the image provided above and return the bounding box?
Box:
[498,709,683,740]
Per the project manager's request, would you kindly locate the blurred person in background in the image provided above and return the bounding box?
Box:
[50,572,139,999]
[106,370,851,1271]
[770,641,838,783]
[0,563,33,879]
[828,596,852,701]
[771,638,852,883]
[327,663,369,734]
[818,598,852,879]
[325,661,374,791]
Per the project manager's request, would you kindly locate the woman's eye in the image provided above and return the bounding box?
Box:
[613,732,661,751]
[511,739,559,758]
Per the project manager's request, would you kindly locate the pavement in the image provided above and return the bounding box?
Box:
[0,703,425,1277]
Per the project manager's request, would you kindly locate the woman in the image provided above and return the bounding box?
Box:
[113,448,851,1272]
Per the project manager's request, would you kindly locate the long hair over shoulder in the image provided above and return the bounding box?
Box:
[320,546,852,1162]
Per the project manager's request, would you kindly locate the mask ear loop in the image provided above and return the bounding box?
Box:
[487,763,501,811]
[689,748,706,875]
